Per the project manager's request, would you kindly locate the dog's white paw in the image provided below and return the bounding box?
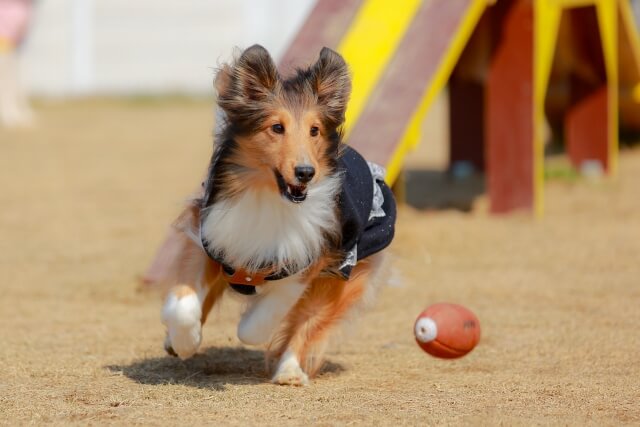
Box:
[161,291,202,360]
[271,350,309,386]
[272,365,309,386]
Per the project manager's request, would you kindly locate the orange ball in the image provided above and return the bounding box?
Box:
[414,303,481,358]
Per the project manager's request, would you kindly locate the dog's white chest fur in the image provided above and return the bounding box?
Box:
[200,175,341,273]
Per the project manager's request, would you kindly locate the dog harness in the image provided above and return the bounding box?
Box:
[201,145,396,295]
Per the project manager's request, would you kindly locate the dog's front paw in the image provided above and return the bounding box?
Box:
[161,289,202,360]
[271,350,309,386]
[272,365,309,386]
[165,323,201,360]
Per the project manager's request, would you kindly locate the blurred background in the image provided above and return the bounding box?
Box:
[3,0,640,203]
[16,0,315,95]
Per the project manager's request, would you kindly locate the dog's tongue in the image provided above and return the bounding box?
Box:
[288,184,306,198]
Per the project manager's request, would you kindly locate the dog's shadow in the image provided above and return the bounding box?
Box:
[107,346,344,390]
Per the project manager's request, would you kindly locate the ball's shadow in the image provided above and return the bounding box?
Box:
[106,346,344,390]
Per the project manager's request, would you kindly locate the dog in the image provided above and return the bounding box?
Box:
[154,45,396,385]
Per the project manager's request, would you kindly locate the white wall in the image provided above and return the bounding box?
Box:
[20,0,316,96]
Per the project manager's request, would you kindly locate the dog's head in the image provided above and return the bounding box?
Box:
[208,45,351,204]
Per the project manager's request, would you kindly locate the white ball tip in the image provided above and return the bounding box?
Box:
[415,317,438,343]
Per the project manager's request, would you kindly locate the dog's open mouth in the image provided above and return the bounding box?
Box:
[274,170,308,203]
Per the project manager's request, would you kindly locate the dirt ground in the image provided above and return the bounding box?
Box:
[1,99,639,426]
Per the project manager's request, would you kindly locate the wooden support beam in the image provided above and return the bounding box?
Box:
[564,6,610,172]
[486,0,535,213]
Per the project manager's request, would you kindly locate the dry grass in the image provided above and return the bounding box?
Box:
[1,99,639,426]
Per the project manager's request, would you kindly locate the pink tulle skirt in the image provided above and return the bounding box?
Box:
[0,0,32,46]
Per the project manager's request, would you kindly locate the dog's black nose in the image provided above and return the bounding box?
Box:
[294,165,315,184]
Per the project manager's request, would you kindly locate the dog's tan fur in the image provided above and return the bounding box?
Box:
[156,45,385,385]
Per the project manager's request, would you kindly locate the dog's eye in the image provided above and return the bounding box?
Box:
[271,123,285,134]
[310,126,319,137]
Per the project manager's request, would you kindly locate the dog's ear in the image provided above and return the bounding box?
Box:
[215,45,279,130]
[311,47,351,128]
[214,63,234,99]
[233,44,279,100]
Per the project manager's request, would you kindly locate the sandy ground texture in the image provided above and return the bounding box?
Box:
[1,99,639,426]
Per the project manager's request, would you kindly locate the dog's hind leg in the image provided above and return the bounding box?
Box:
[162,257,225,359]
[268,260,374,385]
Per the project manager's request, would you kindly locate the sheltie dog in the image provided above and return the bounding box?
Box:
[149,45,396,385]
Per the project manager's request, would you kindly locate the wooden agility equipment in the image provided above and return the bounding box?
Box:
[281,0,640,215]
